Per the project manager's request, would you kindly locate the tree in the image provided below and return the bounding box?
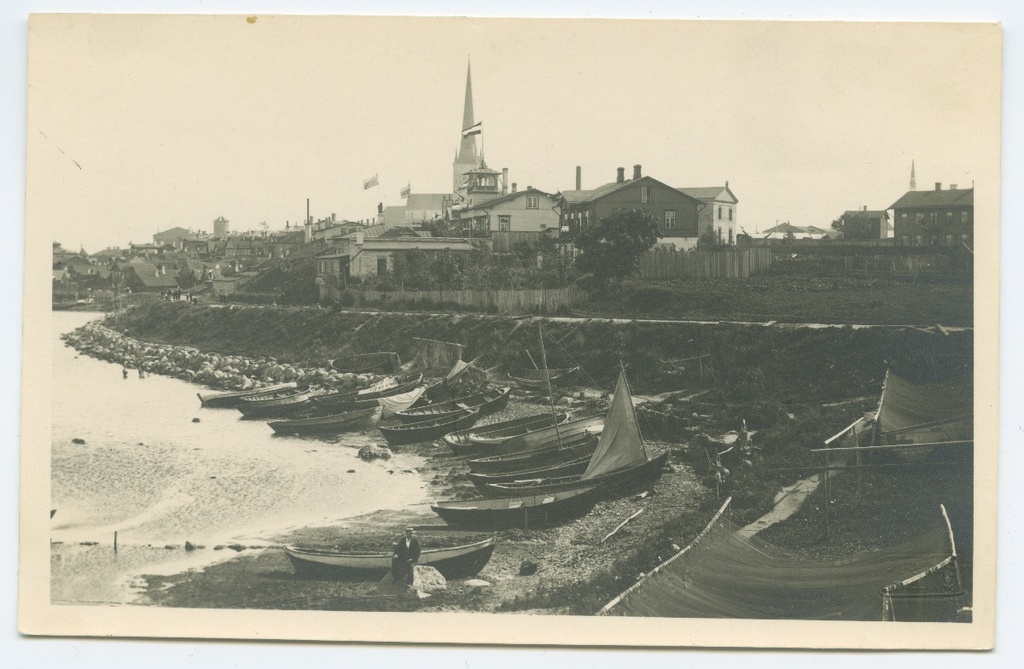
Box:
[573,208,660,291]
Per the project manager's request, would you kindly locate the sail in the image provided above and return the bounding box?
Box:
[581,371,648,479]
[378,387,426,417]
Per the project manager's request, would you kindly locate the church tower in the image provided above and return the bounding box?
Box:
[453,61,480,193]
[909,160,917,191]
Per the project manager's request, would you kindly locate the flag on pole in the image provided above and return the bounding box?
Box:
[400,184,411,198]
[363,174,379,189]
[462,121,482,138]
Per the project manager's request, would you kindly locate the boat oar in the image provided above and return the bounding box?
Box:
[598,508,644,545]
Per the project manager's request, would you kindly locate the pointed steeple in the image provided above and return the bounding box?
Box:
[453,59,481,192]
[909,160,917,191]
[457,61,478,164]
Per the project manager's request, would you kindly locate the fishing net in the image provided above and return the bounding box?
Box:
[599,499,960,621]
[411,337,464,371]
[877,371,972,443]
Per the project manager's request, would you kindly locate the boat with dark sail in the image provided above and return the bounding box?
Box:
[330,351,401,374]
[379,407,480,446]
[395,387,510,424]
[284,536,495,580]
[508,366,580,390]
[467,430,599,474]
[442,412,568,456]
[236,387,314,418]
[481,370,669,498]
[431,487,599,531]
[197,382,297,409]
[267,406,379,436]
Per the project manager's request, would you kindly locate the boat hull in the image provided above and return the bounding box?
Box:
[267,407,378,435]
[467,433,598,474]
[482,451,671,499]
[471,415,604,458]
[284,537,495,580]
[379,408,480,446]
[432,488,599,531]
[311,373,423,413]
[197,382,297,409]
[467,456,592,490]
[508,367,579,390]
[396,387,510,424]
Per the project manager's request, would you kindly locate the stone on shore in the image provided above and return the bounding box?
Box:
[358,444,393,460]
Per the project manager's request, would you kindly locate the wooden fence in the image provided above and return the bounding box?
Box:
[638,247,772,280]
[353,285,583,314]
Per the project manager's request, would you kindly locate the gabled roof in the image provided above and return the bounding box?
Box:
[378,226,422,239]
[153,226,192,238]
[677,185,738,204]
[890,188,973,210]
[406,194,448,210]
[363,223,387,238]
[462,188,557,212]
[561,176,702,207]
[127,262,180,288]
[842,210,890,219]
[361,237,473,253]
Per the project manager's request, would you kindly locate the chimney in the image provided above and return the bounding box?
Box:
[863,205,867,212]
[725,180,729,189]
[527,185,533,191]
[616,167,625,183]
[332,213,336,221]
[502,168,509,195]
[633,164,642,180]
[576,166,582,191]
[355,229,364,245]
[935,182,942,191]
[512,182,517,194]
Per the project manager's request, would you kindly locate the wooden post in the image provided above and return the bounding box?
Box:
[114,531,118,552]
[824,449,830,543]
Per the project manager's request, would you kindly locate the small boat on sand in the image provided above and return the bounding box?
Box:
[508,366,579,390]
[197,382,297,409]
[267,407,379,436]
[395,387,510,424]
[470,414,604,458]
[442,412,568,457]
[467,431,599,474]
[284,536,495,580]
[236,387,313,418]
[379,408,480,446]
[431,488,599,531]
[311,373,423,413]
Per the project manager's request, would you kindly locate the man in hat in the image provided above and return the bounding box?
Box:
[391,527,421,587]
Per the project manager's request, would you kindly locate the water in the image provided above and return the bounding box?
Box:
[50,311,430,604]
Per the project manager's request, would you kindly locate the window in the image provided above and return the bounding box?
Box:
[946,211,953,223]
[900,213,908,222]
[498,215,511,232]
[641,186,651,203]
[728,228,734,244]
[915,212,924,224]
[665,211,676,229]
[728,208,733,221]
[930,212,937,224]
[914,234,923,246]
[961,212,969,224]
[377,257,388,276]
[717,206,722,220]
[526,195,539,209]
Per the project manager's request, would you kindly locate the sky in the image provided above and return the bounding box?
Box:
[27,16,1000,252]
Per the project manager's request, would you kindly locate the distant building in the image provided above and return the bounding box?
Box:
[153,226,195,247]
[455,186,560,234]
[890,183,973,247]
[558,165,700,245]
[119,260,181,293]
[677,183,739,244]
[213,216,230,237]
[839,207,891,240]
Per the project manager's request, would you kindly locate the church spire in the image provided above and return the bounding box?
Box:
[457,61,478,164]
[909,160,917,191]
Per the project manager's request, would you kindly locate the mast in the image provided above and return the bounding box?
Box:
[538,322,563,449]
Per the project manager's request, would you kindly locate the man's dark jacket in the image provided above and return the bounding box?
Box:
[393,537,421,564]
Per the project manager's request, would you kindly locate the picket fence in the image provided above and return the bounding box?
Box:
[638,247,772,280]
[353,285,583,314]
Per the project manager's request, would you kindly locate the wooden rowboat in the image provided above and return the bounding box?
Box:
[284,536,495,580]
[508,367,579,390]
[236,388,313,418]
[197,382,297,409]
[442,412,568,457]
[379,408,480,446]
[395,387,510,424]
[467,431,599,474]
[472,414,605,458]
[467,455,593,491]
[267,407,379,436]
[311,373,423,413]
[431,488,599,531]
[483,451,670,499]
[331,352,401,374]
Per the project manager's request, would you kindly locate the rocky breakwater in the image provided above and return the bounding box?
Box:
[62,321,381,393]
